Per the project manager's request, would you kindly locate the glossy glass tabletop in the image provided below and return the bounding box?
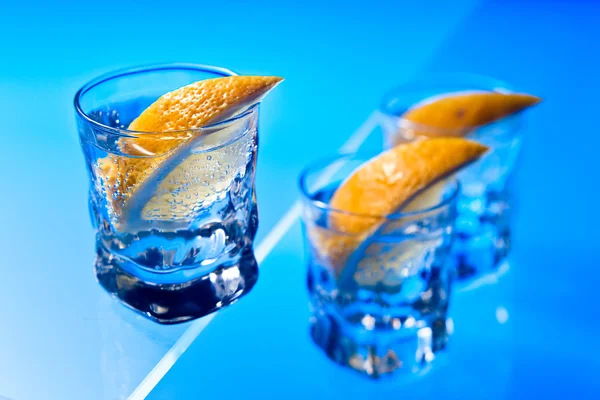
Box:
[0,0,598,399]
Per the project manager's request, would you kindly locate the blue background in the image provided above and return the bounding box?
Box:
[0,0,598,399]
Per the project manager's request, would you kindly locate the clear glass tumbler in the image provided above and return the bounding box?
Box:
[299,154,459,377]
[380,75,522,279]
[74,64,260,324]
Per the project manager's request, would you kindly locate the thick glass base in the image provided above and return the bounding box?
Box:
[309,300,451,378]
[94,245,258,324]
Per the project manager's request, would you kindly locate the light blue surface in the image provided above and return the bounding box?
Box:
[0,0,598,399]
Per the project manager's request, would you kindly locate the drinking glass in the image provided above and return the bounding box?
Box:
[75,64,260,324]
[380,75,522,278]
[299,154,459,377]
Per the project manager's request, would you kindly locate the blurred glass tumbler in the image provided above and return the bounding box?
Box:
[299,154,458,377]
[74,64,260,324]
[380,75,522,279]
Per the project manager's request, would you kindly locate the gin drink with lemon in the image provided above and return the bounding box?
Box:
[380,78,540,277]
[299,139,487,376]
[75,65,281,323]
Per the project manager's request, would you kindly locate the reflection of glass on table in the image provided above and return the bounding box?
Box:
[299,154,459,377]
[74,64,260,324]
[380,75,523,279]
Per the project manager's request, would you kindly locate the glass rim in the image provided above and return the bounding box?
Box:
[73,63,262,138]
[298,152,460,220]
[379,73,522,136]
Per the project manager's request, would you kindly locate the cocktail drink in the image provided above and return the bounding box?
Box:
[74,64,281,323]
[299,139,487,377]
[380,76,540,278]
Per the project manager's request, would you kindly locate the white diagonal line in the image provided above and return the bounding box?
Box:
[127,111,380,400]
[456,259,511,293]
